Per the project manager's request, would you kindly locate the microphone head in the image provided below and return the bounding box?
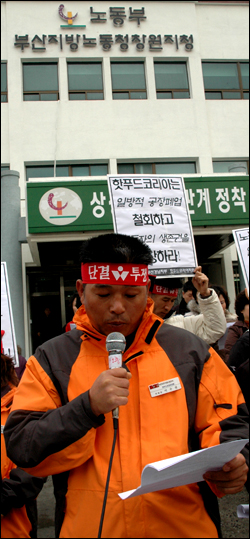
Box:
[106,332,126,353]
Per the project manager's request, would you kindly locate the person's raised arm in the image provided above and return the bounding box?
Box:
[181,266,226,344]
[192,266,211,298]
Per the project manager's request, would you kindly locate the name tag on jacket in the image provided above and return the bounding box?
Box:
[148,377,181,398]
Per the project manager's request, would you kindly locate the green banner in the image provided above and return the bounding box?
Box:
[27,175,249,234]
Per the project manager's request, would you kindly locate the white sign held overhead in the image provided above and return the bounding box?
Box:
[107,175,197,277]
[1,262,19,367]
[232,228,249,293]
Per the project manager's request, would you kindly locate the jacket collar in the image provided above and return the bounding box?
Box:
[73,297,163,356]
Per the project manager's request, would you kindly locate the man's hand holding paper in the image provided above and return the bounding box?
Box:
[203,452,248,495]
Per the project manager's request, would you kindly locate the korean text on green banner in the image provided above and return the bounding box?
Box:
[232,228,249,293]
[1,262,19,367]
[107,175,197,277]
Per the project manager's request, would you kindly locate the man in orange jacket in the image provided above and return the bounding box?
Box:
[4,234,249,539]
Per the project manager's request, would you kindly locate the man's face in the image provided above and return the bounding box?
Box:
[182,290,193,304]
[151,294,175,319]
[76,280,150,336]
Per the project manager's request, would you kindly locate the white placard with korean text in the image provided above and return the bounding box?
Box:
[233,228,249,293]
[1,262,19,366]
[107,175,197,277]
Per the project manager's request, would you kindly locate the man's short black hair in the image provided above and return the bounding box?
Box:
[183,280,196,295]
[149,276,183,293]
[79,233,153,265]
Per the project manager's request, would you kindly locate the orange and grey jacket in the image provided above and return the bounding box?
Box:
[4,299,249,538]
[1,385,45,538]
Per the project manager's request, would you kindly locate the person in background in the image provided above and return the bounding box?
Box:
[227,330,249,413]
[209,285,237,361]
[150,266,227,345]
[224,289,249,363]
[62,294,82,333]
[37,305,61,345]
[183,286,201,316]
[16,345,27,380]
[1,353,45,538]
[172,280,196,316]
[149,276,182,320]
[0,334,26,381]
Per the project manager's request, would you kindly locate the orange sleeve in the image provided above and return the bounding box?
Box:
[4,357,104,477]
[195,347,248,496]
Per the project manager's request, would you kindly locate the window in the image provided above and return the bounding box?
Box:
[154,162,196,174]
[26,164,108,181]
[1,62,7,102]
[118,163,153,174]
[213,161,249,174]
[68,62,104,100]
[111,62,146,99]
[1,165,10,172]
[202,62,249,100]
[154,62,190,99]
[118,162,196,174]
[23,63,59,101]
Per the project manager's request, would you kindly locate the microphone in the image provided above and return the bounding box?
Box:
[106,332,126,420]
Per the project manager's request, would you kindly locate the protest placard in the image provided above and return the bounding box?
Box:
[1,262,19,366]
[108,175,197,277]
[232,228,249,292]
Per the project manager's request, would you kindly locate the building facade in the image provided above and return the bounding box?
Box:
[1,0,249,357]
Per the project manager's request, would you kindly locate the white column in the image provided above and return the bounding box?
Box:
[103,57,113,101]
[58,57,68,102]
[109,158,117,174]
[145,56,157,101]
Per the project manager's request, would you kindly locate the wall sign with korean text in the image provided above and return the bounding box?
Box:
[14,4,194,54]
[27,179,113,233]
[108,174,198,277]
[233,228,249,292]
[26,175,249,234]
[185,176,249,226]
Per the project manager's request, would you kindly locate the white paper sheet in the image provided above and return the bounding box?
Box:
[119,439,249,500]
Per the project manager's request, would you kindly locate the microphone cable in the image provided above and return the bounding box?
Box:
[97,417,118,539]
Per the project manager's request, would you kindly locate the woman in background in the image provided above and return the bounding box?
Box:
[224,289,249,363]
[209,284,237,360]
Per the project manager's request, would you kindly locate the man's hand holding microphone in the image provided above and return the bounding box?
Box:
[89,333,132,418]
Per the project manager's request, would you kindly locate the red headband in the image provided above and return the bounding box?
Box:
[81,263,148,286]
[152,284,179,297]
